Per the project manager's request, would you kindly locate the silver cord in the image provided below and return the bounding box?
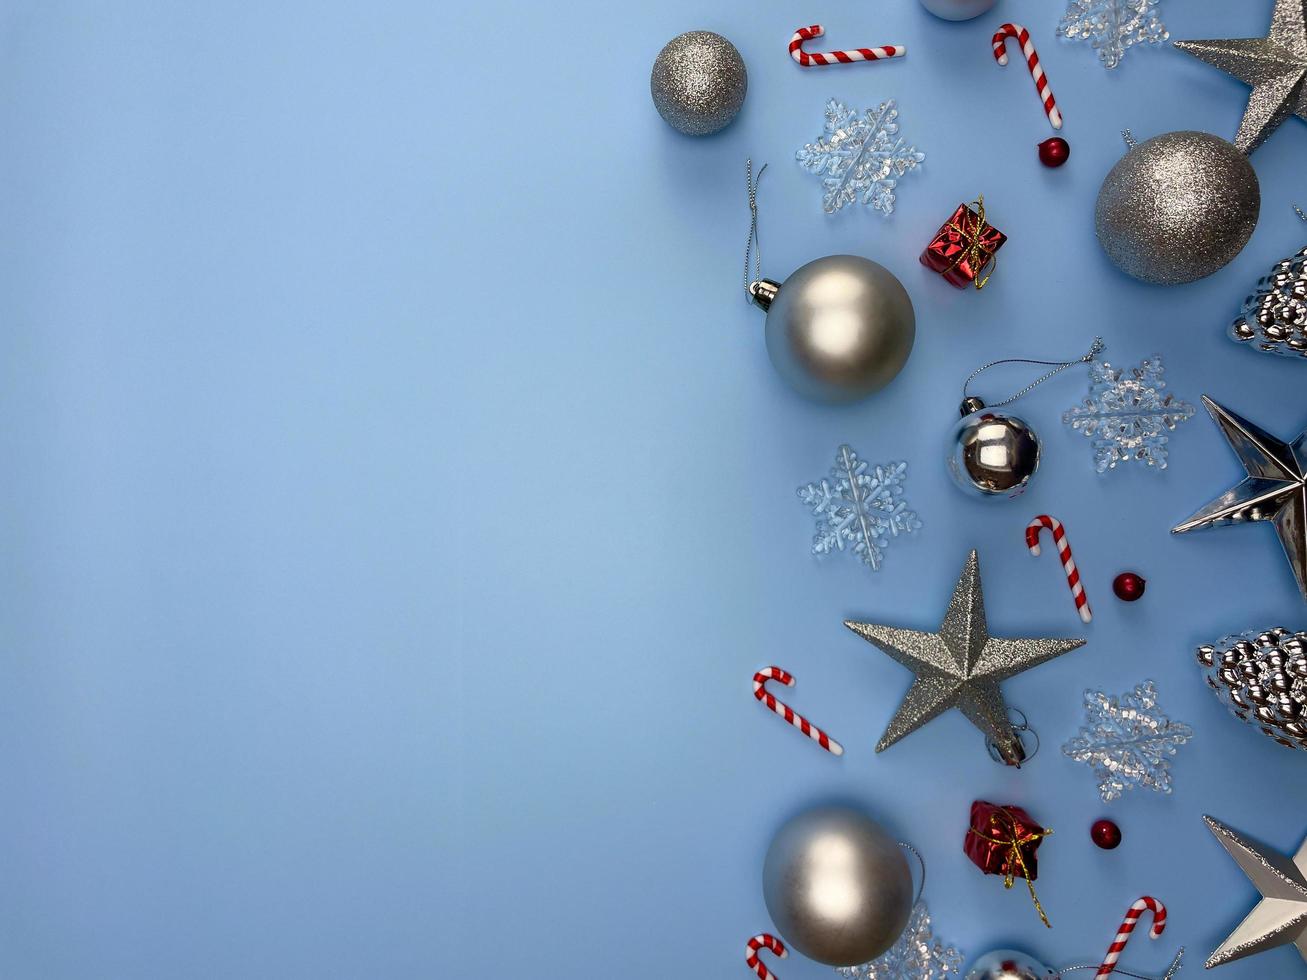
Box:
[1122,129,1137,149]
[896,841,926,906]
[1295,203,1306,222]
[1063,946,1185,979]
[744,159,767,298]
[962,337,1104,407]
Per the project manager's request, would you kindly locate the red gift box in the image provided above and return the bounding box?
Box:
[964,800,1052,926]
[920,197,1006,290]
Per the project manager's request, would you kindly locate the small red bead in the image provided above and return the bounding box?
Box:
[1092,819,1122,850]
[1112,572,1146,602]
[1037,136,1070,168]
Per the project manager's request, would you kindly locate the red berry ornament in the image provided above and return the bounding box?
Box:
[1038,136,1070,168]
[1091,819,1122,850]
[1112,572,1146,602]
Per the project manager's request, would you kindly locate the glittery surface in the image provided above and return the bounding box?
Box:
[1202,815,1307,969]
[1230,244,1307,356]
[844,550,1085,763]
[1174,0,1307,154]
[649,31,746,136]
[1095,131,1260,285]
[1197,628,1307,752]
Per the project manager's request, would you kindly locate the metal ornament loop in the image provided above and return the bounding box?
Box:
[985,707,1041,766]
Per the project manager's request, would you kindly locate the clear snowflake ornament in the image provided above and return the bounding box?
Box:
[1062,681,1193,802]
[1062,355,1194,473]
[1057,0,1169,69]
[835,902,962,980]
[796,99,924,215]
[797,445,921,572]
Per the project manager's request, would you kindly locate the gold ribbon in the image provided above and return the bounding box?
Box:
[942,195,999,290]
[967,808,1053,928]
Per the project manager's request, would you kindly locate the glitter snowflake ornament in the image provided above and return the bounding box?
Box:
[1062,681,1193,802]
[1057,0,1169,69]
[1062,355,1194,473]
[797,445,921,572]
[835,902,962,980]
[796,99,924,215]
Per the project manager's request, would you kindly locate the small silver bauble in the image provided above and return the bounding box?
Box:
[750,255,916,403]
[762,805,913,967]
[1095,130,1260,285]
[965,949,1061,980]
[947,397,1041,499]
[918,0,998,21]
[650,31,747,136]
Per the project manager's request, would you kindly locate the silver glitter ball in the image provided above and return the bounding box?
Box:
[1198,628,1307,752]
[1095,131,1260,285]
[966,949,1061,980]
[762,806,913,967]
[650,31,747,136]
[946,400,1041,500]
[918,0,997,21]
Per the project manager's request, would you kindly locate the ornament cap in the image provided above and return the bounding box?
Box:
[960,396,986,416]
[749,278,781,311]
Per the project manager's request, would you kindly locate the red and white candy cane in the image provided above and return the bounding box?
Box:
[789,24,905,67]
[1095,897,1167,978]
[1026,516,1092,623]
[753,666,843,756]
[745,934,786,980]
[992,24,1062,129]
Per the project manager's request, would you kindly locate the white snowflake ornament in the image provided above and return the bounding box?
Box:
[797,445,921,572]
[1062,355,1194,473]
[835,902,962,980]
[796,99,924,215]
[1062,681,1193,802]
[1057,0,1169,69]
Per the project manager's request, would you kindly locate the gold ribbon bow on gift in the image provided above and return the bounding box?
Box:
[968,808,1054,928]
[943,195,999,291]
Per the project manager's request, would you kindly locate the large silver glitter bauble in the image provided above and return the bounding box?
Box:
[750,256,915,403]
[918,0,997,21]
[762,806,913,967]
[946,399,1041,499]
[650,31,747,136]
[965,949,1061,980]
[1197,628,1307,752]
[1094,131,1260,285]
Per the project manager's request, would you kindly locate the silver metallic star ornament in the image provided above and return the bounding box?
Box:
[844,550,1085,766]
[1203,815,1307,969]
[1174,0,1307,154]
[1171,397,1307,603]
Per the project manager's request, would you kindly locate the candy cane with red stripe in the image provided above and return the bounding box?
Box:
[753,666,844,756]
[992,23,1062,129]
[1026,515,1092,623]
[1095,897,1167,978]
[745,934,786,980]
[789,24,905,67]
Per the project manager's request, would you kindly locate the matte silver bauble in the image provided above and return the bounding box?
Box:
[918,0,998,21]
[750,255,916,403]
[965,949,1061,979]
[762,805,913,967]
[946,398,1041,499]
[1095,131,1260,285]
[650,31,747,136]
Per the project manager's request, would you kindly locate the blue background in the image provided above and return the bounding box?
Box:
[2,1,1306,977]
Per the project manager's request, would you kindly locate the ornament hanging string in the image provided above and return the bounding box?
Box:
[963,337,1104,407]
[897,840,927,906]
[744,159,767,298]
[966,807,1054,927]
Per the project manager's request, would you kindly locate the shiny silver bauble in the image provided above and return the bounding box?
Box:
[750,255,916,403]
[1095,131,1260,285]
[966,949,1061,980]
[947,398,1041,499]
[762,805,913,967]
[918,0,998,20]
[650,31,747,136]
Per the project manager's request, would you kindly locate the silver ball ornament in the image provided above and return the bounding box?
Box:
[1095,131,1260,285]
[918,0,998,21]
[762,805,913,967]
[965,949,1061,980]
[750,255,916,403]
[650,31,747,136]
[946,398,1041,499]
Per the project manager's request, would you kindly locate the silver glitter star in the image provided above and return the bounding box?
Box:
[845,550,1085,766]
[1171,396,1307,603]
[1174,0,1307,154]
[1203,815,1307,969]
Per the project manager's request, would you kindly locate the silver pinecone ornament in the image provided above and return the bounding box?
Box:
[1197,628,1307,751]
[1229,209,1307,357]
